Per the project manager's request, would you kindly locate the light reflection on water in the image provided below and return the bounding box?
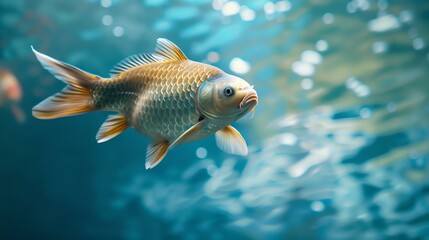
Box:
[1,0,429,239]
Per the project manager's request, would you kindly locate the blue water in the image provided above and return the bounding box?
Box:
[1,0,429,239]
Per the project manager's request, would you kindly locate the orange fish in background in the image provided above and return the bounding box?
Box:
[0,69,25,123]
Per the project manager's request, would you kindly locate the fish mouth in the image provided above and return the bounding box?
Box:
[239,90,258,112]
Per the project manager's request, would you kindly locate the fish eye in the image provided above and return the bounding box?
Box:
[224,86,235,97]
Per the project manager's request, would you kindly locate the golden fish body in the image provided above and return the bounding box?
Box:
[32,38,258,169]
[92,60,222,142]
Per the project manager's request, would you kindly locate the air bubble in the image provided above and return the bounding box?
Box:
[372,41,388,54]
[301,78,314,90]
[113,26,124,37]
[323,13,334,24]
[196,147,208,159]
[222,1,240,16]
[230,57,251,74]
[102,15,113,26]
[101,0,111,8]
[360,108,372,119]
[207,52,220,63]
[413,38,425,50]
[311,201,325,212]
[291,61,315,77]
[316,40,329,52]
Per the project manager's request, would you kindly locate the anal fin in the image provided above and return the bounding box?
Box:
[96,115,128,143]
[146,141,169,169]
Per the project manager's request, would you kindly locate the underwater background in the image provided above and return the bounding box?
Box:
[1,0,429,239]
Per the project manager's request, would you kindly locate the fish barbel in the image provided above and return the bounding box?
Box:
[32,38,258,169]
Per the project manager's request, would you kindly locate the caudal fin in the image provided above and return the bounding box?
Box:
[31,46,100,119]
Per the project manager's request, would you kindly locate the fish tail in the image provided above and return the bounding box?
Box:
[31,46,99,119]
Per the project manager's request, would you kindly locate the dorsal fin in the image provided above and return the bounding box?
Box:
[110,38,188,77]
[110,53,164,77]
[154,38,188,62]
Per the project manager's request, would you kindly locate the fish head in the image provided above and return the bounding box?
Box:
[198,73,258,121]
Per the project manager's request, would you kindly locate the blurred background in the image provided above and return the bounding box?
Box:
[1,0,429,239]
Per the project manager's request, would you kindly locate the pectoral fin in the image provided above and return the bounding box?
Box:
[96,115,128,143]
[146,141,169,169]
[169,120,205,149]
[146,120,205,169]
[215,125,248,156]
